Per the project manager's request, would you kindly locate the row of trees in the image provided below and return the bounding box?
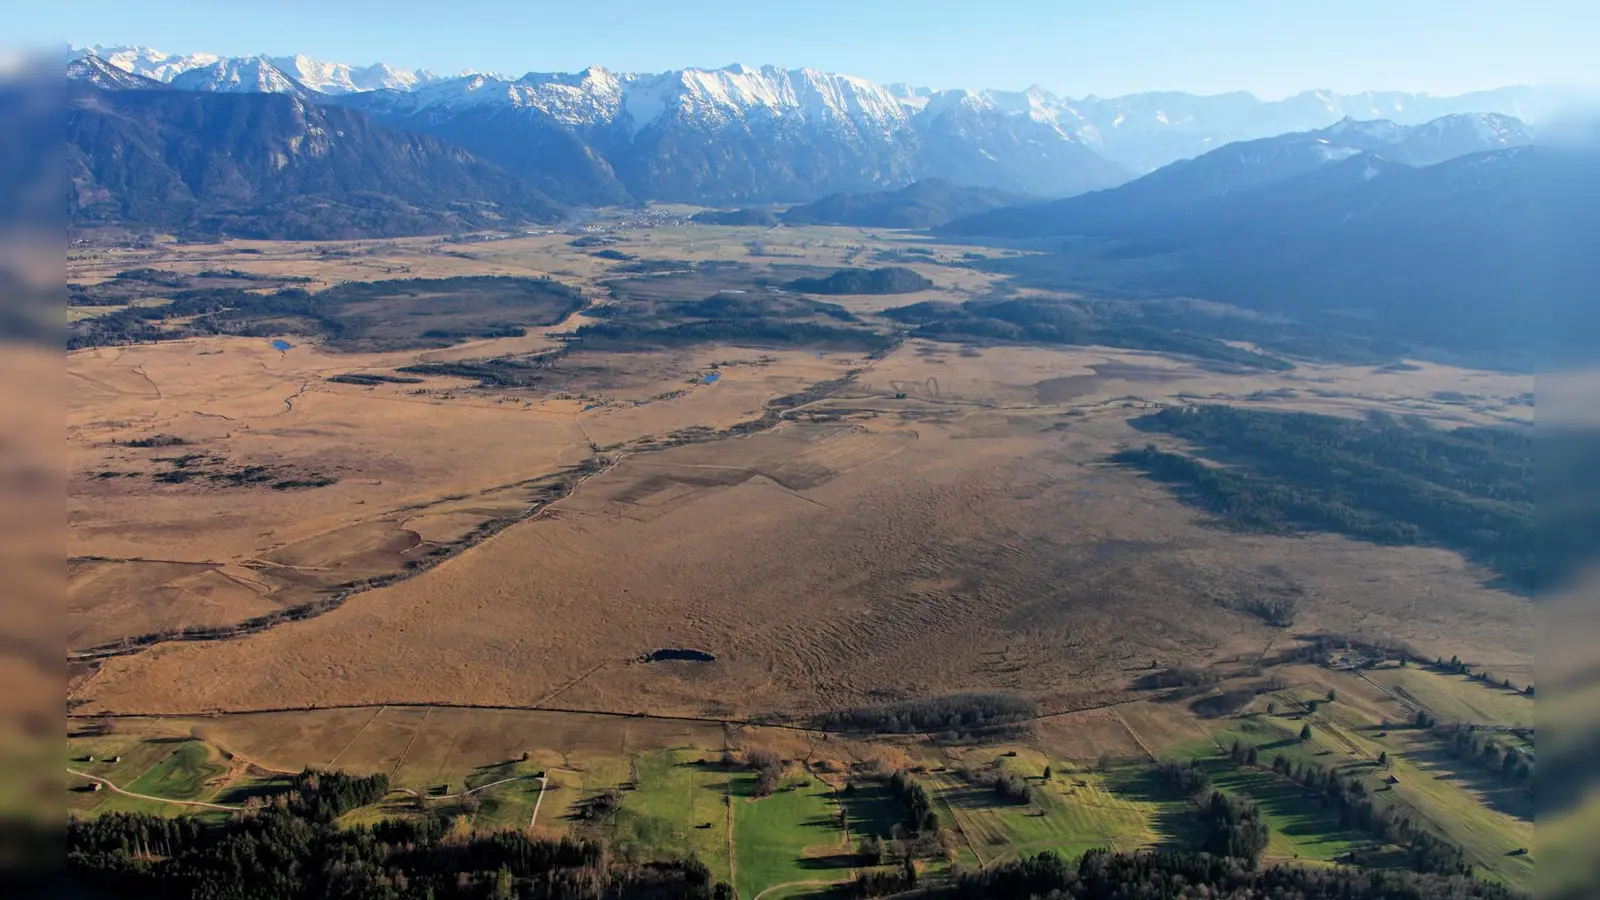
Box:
[818,692,1038,737]
[887,769,940,834]
[1264,753,1473,877]
[1433,723,1534,785]
[1155,761,1270,865]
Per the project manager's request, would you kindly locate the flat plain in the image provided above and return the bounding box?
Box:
[66,216,1537,897]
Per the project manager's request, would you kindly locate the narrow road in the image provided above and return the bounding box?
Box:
[527,776,548,830]
[67,768,241,812]
[751,878,852,900]
[398,773,542,801]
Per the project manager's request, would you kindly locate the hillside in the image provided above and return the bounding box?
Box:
[787,266,933,294]
[781,179,1030,228]
[944,114,1531,239]
[67,84,566,239]
[944,136,1591,368]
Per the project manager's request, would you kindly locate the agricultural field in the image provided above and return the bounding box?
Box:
[1368,666,1536,728]
[1181,664,1536,891]
[609,749,734,884]
[921,748,1196,868]
[730,770,852,900]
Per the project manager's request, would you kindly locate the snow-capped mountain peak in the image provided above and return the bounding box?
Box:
[268,54,443,94]
[76,45,443,97]
[170,56,313,98]
[85,45,218,82]
[67,52,168,91]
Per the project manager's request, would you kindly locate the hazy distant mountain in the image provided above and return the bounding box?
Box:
[68,83,565,240]
[84,45,446,94]
[782,179,1031,228]
[946,113,1534,238]
[1138,146,1581,363]
[950,142,1595,368]
[1315,113,1533,165]
[1066,87,1566,171]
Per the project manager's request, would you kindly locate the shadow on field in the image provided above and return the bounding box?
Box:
[1104,766,1203,852]
[1402,743,1533,822]
[796,855,855,871]
[840,781,899,839]
[213,775,295,805]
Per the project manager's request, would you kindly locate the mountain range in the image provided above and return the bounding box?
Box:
[944,113,1536,237]
[72,45,1574,206]
[781,179,1031,228]
[941,125,1593,368]
[67,56,564,240]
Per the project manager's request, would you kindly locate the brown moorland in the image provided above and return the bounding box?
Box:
[73,336,1532,719]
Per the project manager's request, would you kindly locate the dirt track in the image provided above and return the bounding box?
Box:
[66,767,241,812]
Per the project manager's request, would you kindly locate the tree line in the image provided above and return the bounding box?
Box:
[882,296,1294,371]
[1431,722,1534,786]
[1115,406,1533,588]
[1260,749,1474,877]
[947,848,1527,900]
[68,804,729,900]
[817,692,1037,738]
[1155,761,1269,866]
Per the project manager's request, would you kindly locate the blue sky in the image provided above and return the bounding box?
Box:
[26,0,1598,97]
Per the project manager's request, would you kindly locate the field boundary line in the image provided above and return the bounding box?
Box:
[724,728,738,898]
[390,706,433,778]
[1111,708,1160,762]
[326,705,386,768]
[73,694,1151,736]
[531,662,610,710]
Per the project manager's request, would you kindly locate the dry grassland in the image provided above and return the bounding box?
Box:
[70,226,1532,735]
[74,340,1531,720]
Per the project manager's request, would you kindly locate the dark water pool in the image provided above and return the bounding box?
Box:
[643,648,716,663]
[270,339,292,351]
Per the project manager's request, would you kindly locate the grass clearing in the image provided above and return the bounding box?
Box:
[1368,667,1534,727]
[1198,756,1370,862]
[838,778,900,841]
[126,740,228,801]
[611,749,732,884]
[463,759,547,833]
[732,770,849,900]
[926,754,1195,869]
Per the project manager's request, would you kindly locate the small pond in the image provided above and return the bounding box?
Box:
[642,648,717,663]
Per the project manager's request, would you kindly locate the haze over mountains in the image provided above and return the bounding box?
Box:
[63,42,1596,370]
[72,45,1571,206]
